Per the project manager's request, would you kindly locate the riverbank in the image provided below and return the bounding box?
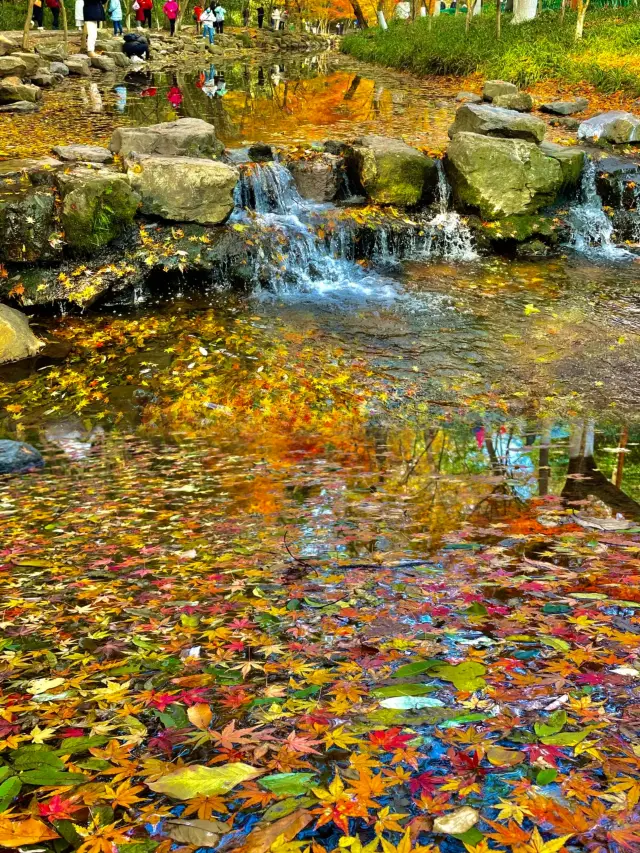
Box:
[342,7,640,96]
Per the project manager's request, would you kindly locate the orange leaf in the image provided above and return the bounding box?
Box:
[235,808,313,853]
[187,703,213,730]
[0,817,59,847]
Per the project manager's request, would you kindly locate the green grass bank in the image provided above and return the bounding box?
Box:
[342,7,640,95]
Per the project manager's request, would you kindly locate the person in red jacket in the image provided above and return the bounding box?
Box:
[45,0,61,29]
[138,0,153,28]
[163,0,178,34]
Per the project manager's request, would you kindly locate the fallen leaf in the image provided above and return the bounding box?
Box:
[148,763,262,799]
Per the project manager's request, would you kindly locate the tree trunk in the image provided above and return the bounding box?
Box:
[575,0,589,38]
[496,0,501,38]
[23,0,35,50]
[472,0,481,15]
[511,0,536,22]
[350,0,367,27]
[465,0,472,31]
[377,3,388,28]
[560,0,566,21]
[81,20,88,50]
[60,0,68,47]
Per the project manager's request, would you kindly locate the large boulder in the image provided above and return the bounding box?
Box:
[345,135,437,207]
[448,104,546,144]
[578,111,640,145]
[0,440,44,474]
[110,118,224,159]
[0,186,59,263]
[456,91,482,104]
[289,154,342,202]
[0,56,27,78]
[0,157,63,187]
[445,132,563,219]
[0,100,40,114]
[50,61,70,76]
[539,141,585,192]
[90,54,116,73]
[540,97,588,116]
[483,80,518,102]
[492,92,533,113]
[0,80,42,104]
[55,168,139,252]
[53,144,113,164]
[65,56,91,76]
[593,156,640,209]
[11,52,42,76]
[0,305,43,365]
[37,46,68,62]
[30,71,56,87]
[127,156,238,224]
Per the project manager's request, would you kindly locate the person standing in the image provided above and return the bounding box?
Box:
[256,3,263,26]
[242,4,249,26]
[271,6,280,29]
[200,2,215,43]
[45,0,61,29]
[163,0,178,34]
[108,0,123,34]
[193,2,202,31]
[84,0,106,54]
[139,0,153,28]
[213,2,225,33]
[75,0,84,28]
[31,0,44,30]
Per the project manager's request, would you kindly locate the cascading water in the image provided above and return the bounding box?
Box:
[568,159,631,259]
[424,162,477,262]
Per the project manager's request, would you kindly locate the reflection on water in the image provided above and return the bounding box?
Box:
[110,54,459,149]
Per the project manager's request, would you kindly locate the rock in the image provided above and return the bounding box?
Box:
[456,91,482,104]
[323,140,348,156]
[53,144,114,164]
[538,141,585,191]
[55,168,139,252]
[594,155,640,209]
[0,305,43,365]
[0,56,27,78]
[0,100,40,113]
[0,80,42,104]
[0,186,59,263]
[37,46,67,62]
[483,80,518,102]
[578,111,640,145]
[549,116,580,131]
[289,155,342,202]
[248,142,275,162]
[474,212,561,247]
[11,52,42,76]
[127,155,238,224]
[30,72,55,87]
[345,135,437,207]
[0,157,63,186]
[104,51,130,68]
[90,54,117,72]
[492,92,533,113]
[449,104,546,144]
[516,238,550,258]
[540,97,588,116]
[0,36,19,56]
[65,56,91,77]
[50,61,70,76]
[0,440,44,475]
[445,132,563,219]
[110,118,223,159]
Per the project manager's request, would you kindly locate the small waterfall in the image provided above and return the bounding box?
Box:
[568,159,631,259]
[424,163,477,262]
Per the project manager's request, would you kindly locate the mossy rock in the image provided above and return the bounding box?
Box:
[56,169,139,253]
[346,135,438,207]
[0,186,60,263]
[477,213,559,245]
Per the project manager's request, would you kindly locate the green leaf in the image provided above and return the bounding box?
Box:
[541,729,591,747]
[534,710,567,737]
[263,795,315,823]
[11,746,65,771]
[372,683,436,698]
[0,776,21,812]
[432,662,486,691]
[392,660,442,678]
[19,768,88,786]
[147,763,262,800]
[259,772,317,796]
[55,735,109,755]
[0,767,13,785]
[540,637,570,652]
[464,602,488,616]
[536,768,558,785]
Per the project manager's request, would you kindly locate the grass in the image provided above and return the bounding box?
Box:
[342,6,640,95]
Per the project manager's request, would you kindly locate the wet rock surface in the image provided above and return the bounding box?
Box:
[0,304,44,365]
[448,103,546,144]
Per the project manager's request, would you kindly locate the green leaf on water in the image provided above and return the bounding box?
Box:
[259,772,317,796]
[19,768,88,785]
[534,710,567,737]
[536,768,558,785]
[392,660,443,678]
[148,762,262,800]
[372,683,436,698]
[432,661,486,691]
[0,776,21,812]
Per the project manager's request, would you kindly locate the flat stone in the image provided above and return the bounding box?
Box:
[50,61,70,76]
[0,100,40,113]
[289,154,342,202]
[492,92,533,113]
[0,157,63,185]
[540,97,588,116]
[0,36,19,56]
[549,116,580,130]
[0,55,27,78]
[578,111,640,145]
[11,52,42,76]
[30,72,55,87]
[127,155,238,224]
[0,305,43,365]
[111,117,223,159]
[456,91,482,104]
[53,144,114,164]
[539,141,585,190]
[37,46,68,62]
[65,57,91,76]
[483,80,518,101]
[0,440,44,475]
[449,103,546,144]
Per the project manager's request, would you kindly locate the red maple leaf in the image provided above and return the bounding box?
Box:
[368,728,414,750]
[409,771,442,796]
[39,796,82,823]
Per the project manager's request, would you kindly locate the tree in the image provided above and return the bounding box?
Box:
[22,0,35,50]
[60,0,69,47]
[575,0,589,38]
[511,0,536,23]
[350,0,368,25]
